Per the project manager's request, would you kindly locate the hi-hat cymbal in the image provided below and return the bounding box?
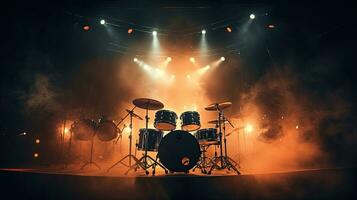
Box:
[207,119,229,124]
[126,109,143,120]
[133,98,164,110]
[205,102,232,111]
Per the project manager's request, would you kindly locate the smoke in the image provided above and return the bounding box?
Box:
[203,52,357,172]
[25,74,59,112]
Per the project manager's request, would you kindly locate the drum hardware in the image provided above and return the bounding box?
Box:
[125,98,167,175]
[107,106,142,172]
[192,145,212,174]
[80,126,101,170]
[205,102,241,174]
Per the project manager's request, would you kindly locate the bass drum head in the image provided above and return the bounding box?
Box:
[158,130,201,172]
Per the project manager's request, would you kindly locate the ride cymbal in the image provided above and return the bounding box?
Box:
[133,98,164,110]
[205,102,232,111]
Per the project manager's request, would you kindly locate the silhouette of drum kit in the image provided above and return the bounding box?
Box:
[71,98,241,175]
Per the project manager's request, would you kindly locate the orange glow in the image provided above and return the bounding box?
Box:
[128,28,133,34]
[295,125,299,129]
[33,153,39,158]
[58,120,74,140]
[35,139,40,144]
[245,124,253,133]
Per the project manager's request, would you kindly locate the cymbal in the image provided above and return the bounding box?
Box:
[205,102,232,111]
[133,98,164,110]
[207,119,229,124]
[126,109,143,120]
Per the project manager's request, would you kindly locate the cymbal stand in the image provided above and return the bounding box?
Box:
[126,105,167,175]
[80,131,101,170]
[107,106,141,172]
[208,105,240,174]
[222,117,239,168]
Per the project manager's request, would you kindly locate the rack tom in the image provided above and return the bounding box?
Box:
[154,110,178,131]
[180,111,201,131]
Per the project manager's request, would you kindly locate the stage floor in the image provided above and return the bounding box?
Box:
[1,167,356,199]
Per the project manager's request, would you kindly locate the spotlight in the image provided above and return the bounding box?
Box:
[128,28,133,34]
[201,29,206,34]
[268,24,275,29]
[220,57,225,61]
[152,31,157,36]
[295,125,299,129]
[33,153,39,158]
[100,19,106,25]
[245,124,253,133]
[35,139,40,144]
[250,14,255,19]
[82,25,90,31]
[166,57,172,62]
[133,58,138,62]
[226,27,232,32]
[190,57,195,63]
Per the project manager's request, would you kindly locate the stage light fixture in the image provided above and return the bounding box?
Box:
[220,57,225,61]
[226,27,232,32]
[167,57,172,62]
[152,31,157,36]
[250,14,255,19]
[35,139,40,144]
[128,28,133,34]
[100,19,106,25]
[133,58,138,62]
[33,153,39,158]
[268,24,275,29]
[190,57,195,63]
[295,125,299,129]
[201,29,206,34]
[82,25,90,31]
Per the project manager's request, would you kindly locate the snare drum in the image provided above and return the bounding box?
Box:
[194,128,218,145]
[138,128,163,152]
[180,111,201,131]
[154,110,178,131]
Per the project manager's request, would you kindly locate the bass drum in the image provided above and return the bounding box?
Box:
[158,130,201,172]
[72,119,96,141]
[97,120,118,141]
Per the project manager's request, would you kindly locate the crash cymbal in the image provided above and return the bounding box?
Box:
[133,98,164,110]
[207,119,229,124]
[205,102,232,111]
[126,109,143,120]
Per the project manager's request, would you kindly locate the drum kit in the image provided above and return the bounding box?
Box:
[70,97,241,175]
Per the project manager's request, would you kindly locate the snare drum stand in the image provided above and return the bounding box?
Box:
[208,106,240,174]
[107,106,142,172]
[127,105,167,175]
[80,131,101,170]
[192,145,211,174]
